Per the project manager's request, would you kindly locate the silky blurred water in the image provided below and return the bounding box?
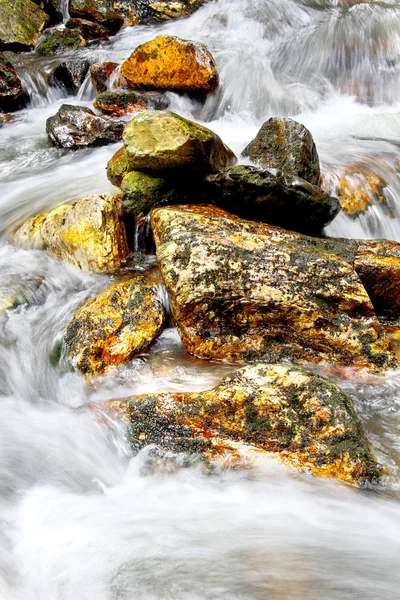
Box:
[2,0,400,597]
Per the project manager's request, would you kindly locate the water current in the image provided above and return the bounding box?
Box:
[1,0,400,597]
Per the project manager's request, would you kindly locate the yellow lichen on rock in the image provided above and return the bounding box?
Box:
[63,275,167,376]
[12,195,129,273]
[106,363,378,485]
[338,166,388,216]
[120,35,219,94]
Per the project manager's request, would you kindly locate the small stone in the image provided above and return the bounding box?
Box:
[337,166,388,217]
[94,90,170,117]
[120,35,219,95]
[107,146,131,187]
[90,61,124,93]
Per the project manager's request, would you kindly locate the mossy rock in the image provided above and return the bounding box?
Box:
[36,28,86,56]
[0,0,49,50]
[65,17,111,41]
[107,363,379,485]
[68,0,124,32]
[121,170,177,217]
[107,146,131,187]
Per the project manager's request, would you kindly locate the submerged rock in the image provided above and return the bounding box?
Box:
[36,28,87,55]
[122,111,236,174]
[94,90,170,116]
[63,275,167,375]
[120,35,219,95]
[52,59,90,94]
[0,0,49,50]
[46,104,124,149]
[151,204,397,373]
[107,363,378,485]
[203,165,339,235]
[12,194,129,273]
[0,53,24,111]
[107,146,131,187]
[65,17,111,41]
[243,118,321,186]
[68,0,124,32]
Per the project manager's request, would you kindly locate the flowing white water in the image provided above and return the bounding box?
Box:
[2,0,400,597]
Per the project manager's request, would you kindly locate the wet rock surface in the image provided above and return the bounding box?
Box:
[63,274,167,376]
[337,166,389,217]
[120,35,219,95]
[203,165,339,235]
[107,146,131,187]
[94,90,170,116]
[90,61,121,93]
[12,194,129,273]
[36,28,87,55]
[114,0,209,25]
[65,17,111,41]
[121,170,177,217]
[0,0,49,50]
[122,111,236,174]
[46,104,124,149]
[68,0,124,32]
[151,204,397,373]
[52,59,90,94]
[0,53,24,111]
[107,362,378,485]
[243,117,321,185]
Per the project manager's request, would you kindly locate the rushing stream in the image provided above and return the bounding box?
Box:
[2,0,400,597]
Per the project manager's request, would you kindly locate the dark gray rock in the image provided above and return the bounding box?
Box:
[94,90,170,116]
[46,104,124,149]
[52,58,90,94]
[0,53,24,111]
[202,165,340,236]
[68,0,124,33]
[242,117,321,186]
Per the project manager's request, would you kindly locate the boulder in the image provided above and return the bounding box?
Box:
[107,146,131,187]
[94,90,170,116]
[33,0,64,24]
[122,111,236,174]
[68,0,124,32]
[90,61,124,93]
[0,0,49,50]
[46,104,124,149]
[0,53,24,112]
[52,59,90,94]
[337,166,388,217]
[121,170,176,217]
[63,274,167,375]
[106,363,378,485]
[36,28,87,55]
[151,204,397,373]
[12,194,129,273]
[203,165,339,236]
[65,17,111,41]
[120,35,218,95]
[242,118,321,186]
[113,0,209,26]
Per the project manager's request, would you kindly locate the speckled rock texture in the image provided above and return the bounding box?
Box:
[63,275,167,375]
[106,363,378,485]
[0,53,24,111]
[36,28,87,55]
[114,0,209,25]
[122,111,236,174]
[68,0,124,32]
[107,146,131,187]
[65,17,111,41]
[337,166,389,217]
[120,35,219,94]
[203,165,339,236]
[94,90,170,116]
[52,59,90,94]
[0,0,49,50]
[243,117,321,185]
[46,104,124,149]
[121,171,177,217]
[151,204,397,373]
[12,194,129,273]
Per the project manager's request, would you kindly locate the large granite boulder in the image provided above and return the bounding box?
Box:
[12,194,129,273]
[203,165,339,235]
[94,90,170,117]
[63,275,167,376]
[120,35,218,95]
[46,104,124,149]
[36,28,87,55]
[106,363,378,485]
[242,118,321,186]
[0,0,49,50]
[0,53,24,111]
[68,0,124,32]
[122,111,236,174]
[151,204,397,373]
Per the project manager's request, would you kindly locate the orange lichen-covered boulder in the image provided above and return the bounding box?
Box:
[151,204,397,373]
[63,275,167,376]
[106,363,379,485]
[120,35,219,95]
[12,194,129,273]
